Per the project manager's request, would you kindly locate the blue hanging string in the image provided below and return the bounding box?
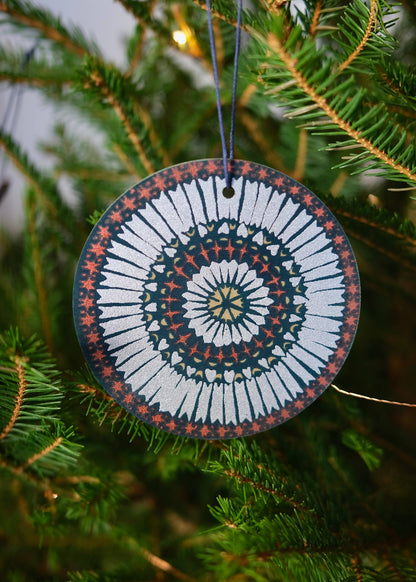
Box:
[206,0,243,191]
[229,0,243,162]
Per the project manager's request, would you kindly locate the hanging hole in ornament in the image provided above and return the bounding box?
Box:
[223,186,235,199]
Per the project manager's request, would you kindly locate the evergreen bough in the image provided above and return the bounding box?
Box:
[0,1,416,580]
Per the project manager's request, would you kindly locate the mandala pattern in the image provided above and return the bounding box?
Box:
[73,159,361,439]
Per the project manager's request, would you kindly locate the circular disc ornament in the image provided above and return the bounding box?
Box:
[73,160,360,439]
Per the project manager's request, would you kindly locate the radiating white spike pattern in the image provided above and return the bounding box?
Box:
[74,160,360,439]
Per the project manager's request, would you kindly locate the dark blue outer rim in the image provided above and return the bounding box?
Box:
[73,159,361,440]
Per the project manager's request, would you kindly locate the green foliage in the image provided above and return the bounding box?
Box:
[202,430,415,582]
[251,0,416,184]
[77,56,164,177]
[0,43,74,88]
[1,0,416,580]
[342,429,383,470]
[0,329,82,477]
[0,328,62,431]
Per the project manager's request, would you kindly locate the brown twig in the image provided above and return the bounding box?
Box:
[0,75,70,87]
[333,207,416,247]
[140,548,196,582]
[329,171,348,197]
[0,361,26,441]
[89,70,155,175]
[224,537,416,565]
[58,168,132,181]
[112,144,142,180]
[193,1,239,27]
[339,0,378,72]
[332,384,416,408]
[213,18,224,73]
[292,128,307,181]
[351,556,363,582]
[224,468,310,515]
[310,0,323,38]
[134,102,172,169]
[239,111,286,171]
[27,194,54,351]
[346,229,416,272]
[78,383,115,402]
[55,475,100,485]
[15,437,63,474]
[126,31,146,77]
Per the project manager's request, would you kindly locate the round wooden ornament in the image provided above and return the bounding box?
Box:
[73,159,360,439]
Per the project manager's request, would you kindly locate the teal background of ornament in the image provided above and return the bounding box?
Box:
[140,219,307,385]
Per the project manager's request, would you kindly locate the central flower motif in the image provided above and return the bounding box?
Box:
[183,260,273,347]
[207,284,245,323]
[140,220,306,384]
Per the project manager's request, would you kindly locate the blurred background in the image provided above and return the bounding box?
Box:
[0,0,134,234]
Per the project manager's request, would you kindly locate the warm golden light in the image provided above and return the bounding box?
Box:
[172,30,187,46]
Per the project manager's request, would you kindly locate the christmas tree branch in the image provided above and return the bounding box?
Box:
[0,331,61,435]
[139,547,196,582]
[114,0,165,38]
[223,467,310,515]
[0,0,92,58]
[320,191,416,267]
[16,436,63,473]
[137,102,172,169]
[351,556,363,582]
[27,193,54,351]
[0,359,26,441]
[239,110,286,171]
[237,538,416,562]
[262,31,416,184]
[196,2,416,184]
[310,0,323,38]
[348,230,416,272]
[329,170,348,196]
[0,44,75,87]
[0,130,60,221]
[169,102,217,159]
[0,72,69,87]
[77,383,120,426]
[112,143,142,180]
[378,59,416,111]
[338,0,378,72]
[334,207,416,247]
[81,58,169,176]
[192,0,240,27]
[208,440,323,528]
[126,29,146,77]
[292,128,308,181]
[88,69,155,175]
[55,167,131,182]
